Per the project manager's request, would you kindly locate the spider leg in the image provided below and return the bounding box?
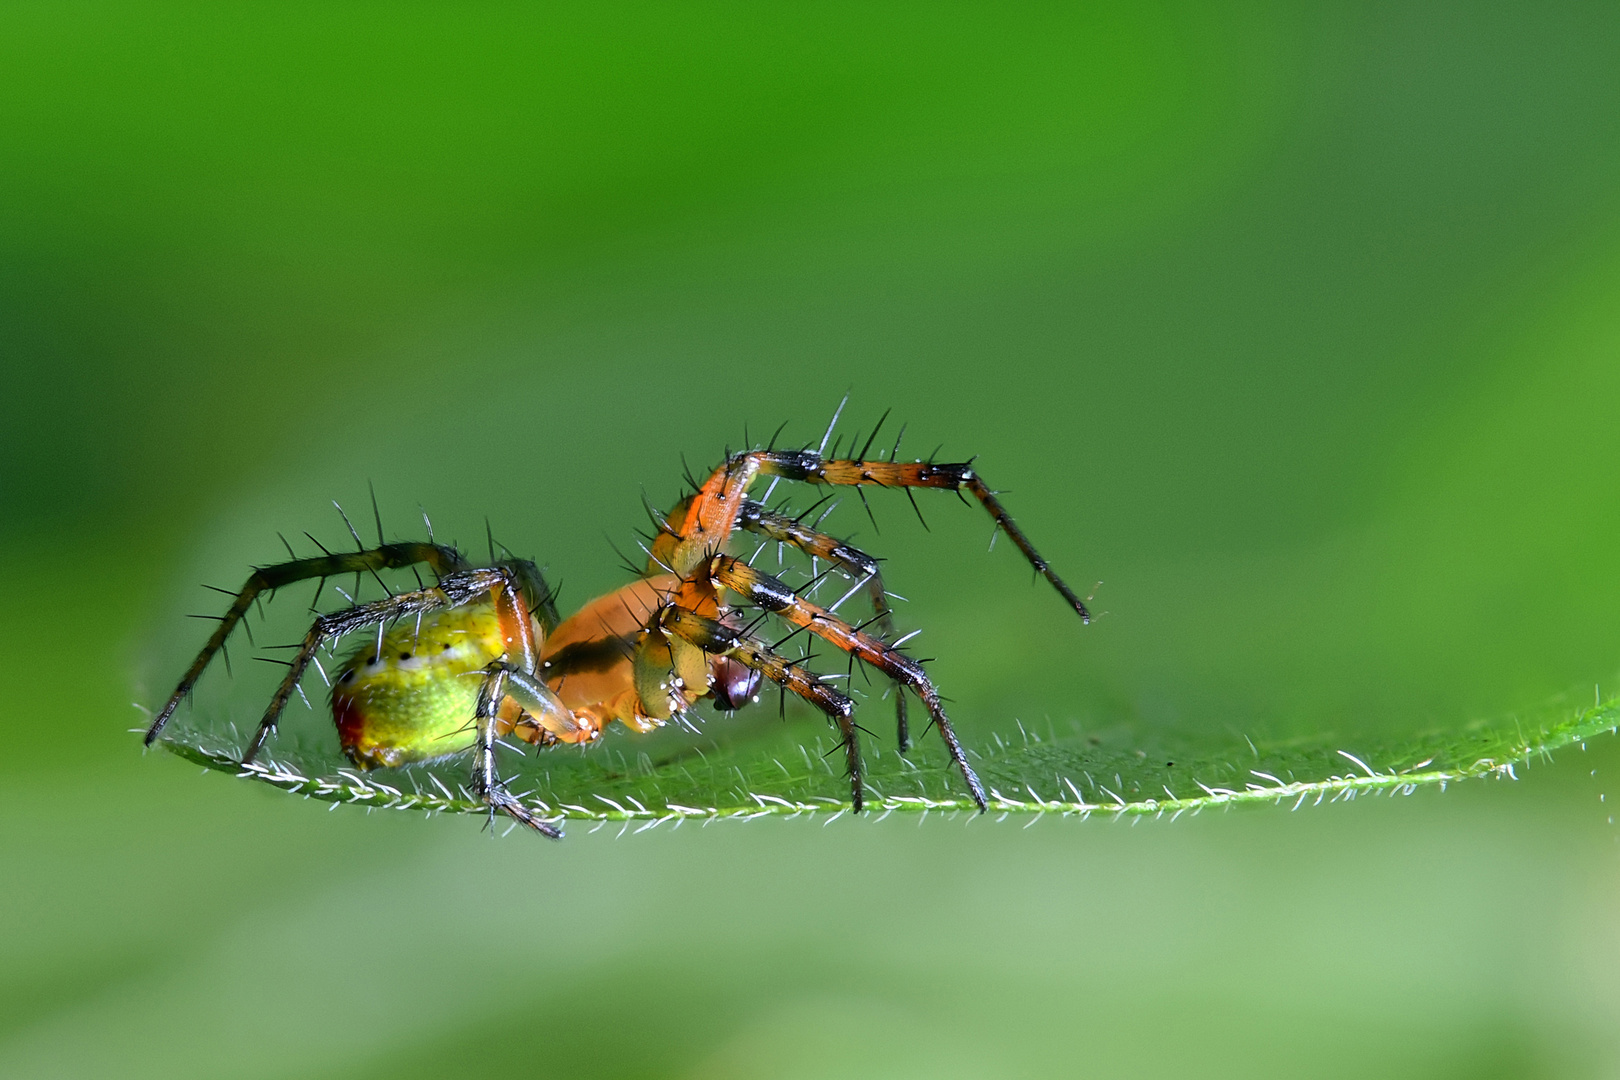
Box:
[735,499,912,752]
[675,450,1089,623]
[241,568,507,764]
[659,606,865,810]
[703,554,988,811]
[471,664,564,839]
[144,542,469,746]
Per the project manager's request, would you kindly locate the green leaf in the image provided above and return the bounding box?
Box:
[155,681,1620,831]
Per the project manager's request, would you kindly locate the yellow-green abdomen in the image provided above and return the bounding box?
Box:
[332,602,505,768]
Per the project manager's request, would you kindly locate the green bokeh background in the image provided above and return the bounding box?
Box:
[6,2,1620,1076]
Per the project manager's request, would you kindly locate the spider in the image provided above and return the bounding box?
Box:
[142,411,1091,838]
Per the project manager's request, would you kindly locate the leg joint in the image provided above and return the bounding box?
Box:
[707,556,796,611]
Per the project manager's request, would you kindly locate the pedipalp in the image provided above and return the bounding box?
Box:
[659,606,866,809]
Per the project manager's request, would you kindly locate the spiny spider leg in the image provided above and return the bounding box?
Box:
[735,499,912,751]
[242,568,511,764]
[704,554,988,811]
[678,451,1090,623]
[471,664,564,839]
[143,542,469,745]
[658,607,866,810]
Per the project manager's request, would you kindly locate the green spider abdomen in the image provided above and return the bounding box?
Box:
[332,602,506,768]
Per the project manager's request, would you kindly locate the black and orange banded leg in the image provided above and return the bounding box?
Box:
[811,458,1090,623]
[240,568,513,764]
[680,451,1090,624]
[658,607,868,811]
[735,499,913,751]
[143,542,470,746]
[703,555,989,811]
[471,664,564,839]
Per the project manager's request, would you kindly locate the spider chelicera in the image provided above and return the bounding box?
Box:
[143,412,1090,838]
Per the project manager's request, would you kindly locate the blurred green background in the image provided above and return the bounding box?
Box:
[6,1,1620,1076]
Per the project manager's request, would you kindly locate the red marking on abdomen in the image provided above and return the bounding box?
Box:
[333,693,366,754]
